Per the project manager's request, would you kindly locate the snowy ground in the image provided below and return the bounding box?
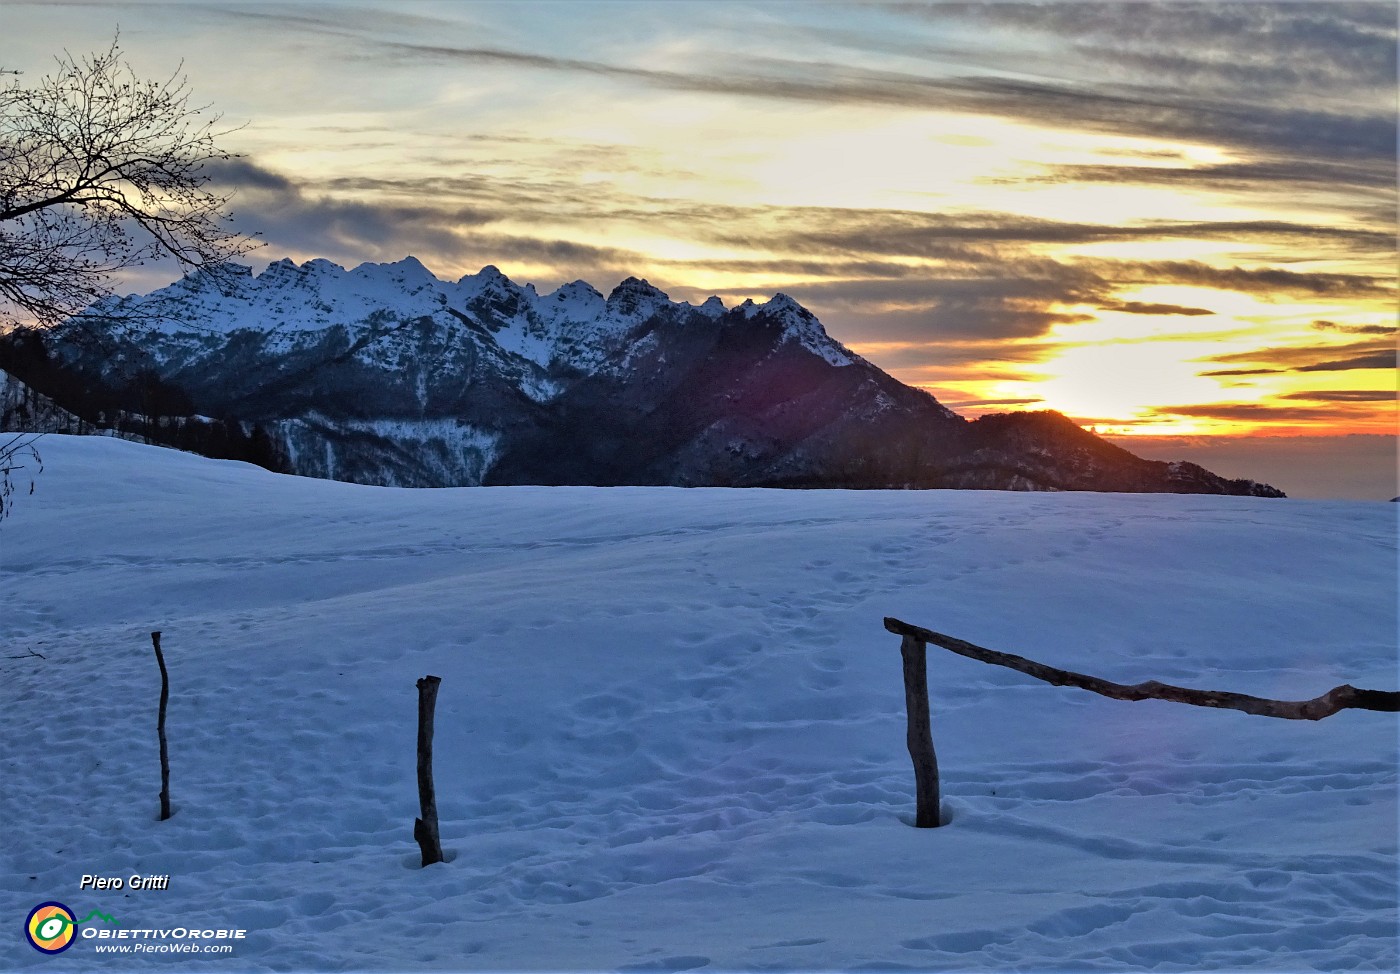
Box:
[2,436,1396,972]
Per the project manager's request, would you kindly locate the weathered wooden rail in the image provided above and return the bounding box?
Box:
[885,616,1400,828]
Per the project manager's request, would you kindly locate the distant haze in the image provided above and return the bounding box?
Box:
[1107,434,1397,501]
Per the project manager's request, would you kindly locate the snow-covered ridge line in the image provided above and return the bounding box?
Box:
[21,257,1279,496]
[92,256,856,368]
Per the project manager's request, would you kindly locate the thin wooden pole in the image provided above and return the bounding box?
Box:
[413,675,445,867]
[899,633,942,828]
[151,631,171,821]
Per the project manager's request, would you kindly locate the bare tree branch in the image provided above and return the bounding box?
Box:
[0,33,260,331]
[0,432,41,522]
[0,35,260,522]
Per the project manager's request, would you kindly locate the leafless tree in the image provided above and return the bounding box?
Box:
[0,35,258,329]
[0,35,259,520]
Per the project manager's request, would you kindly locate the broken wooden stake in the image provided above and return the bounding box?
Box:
[413,675,445,867]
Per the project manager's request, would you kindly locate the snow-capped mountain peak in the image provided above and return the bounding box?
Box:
[303,257,347,275]
[353,254,431,277]
[767,292,801,311]
[542,280,608,324]
[694,295,726,318]
[735,292,855,367]
[549,279,605,303]
[461,263,515,292]
[606,277,671,323]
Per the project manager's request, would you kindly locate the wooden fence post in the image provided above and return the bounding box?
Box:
[413,675,445,867]
[899,633,942,828]
[151,631,171,821]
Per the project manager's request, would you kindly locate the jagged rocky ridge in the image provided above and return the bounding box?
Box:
[0,257,1283,496]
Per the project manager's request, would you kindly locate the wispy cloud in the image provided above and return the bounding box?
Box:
[207,1,1397,174]
[703,212,1387,256]
[1280,390,1395,402]
[1152,402,1354,423]
[1200,338,1396,375]
[205,155,1394,370]
[1295,352,1397,373]
[204,159,654,279]
[1100,301,1214,316]
[1103,261,1393,298]
[941,396,1045,409]
[1029,159,1397,196]
[1200,368,1283,378]
[1311,319,1396,336]
[932,1,1397,93]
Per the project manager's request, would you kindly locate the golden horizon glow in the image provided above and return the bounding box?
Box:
[6,1,1395,448]
[210,29,1399,444]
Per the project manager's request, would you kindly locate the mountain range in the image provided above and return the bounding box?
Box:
[0,257,1283,496]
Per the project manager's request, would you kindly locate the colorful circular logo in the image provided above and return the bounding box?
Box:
[25,902,77,954]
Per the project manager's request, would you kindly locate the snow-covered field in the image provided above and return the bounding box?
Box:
[2,436,1395,972]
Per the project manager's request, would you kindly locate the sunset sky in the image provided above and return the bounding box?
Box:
[6,1,1396,497]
